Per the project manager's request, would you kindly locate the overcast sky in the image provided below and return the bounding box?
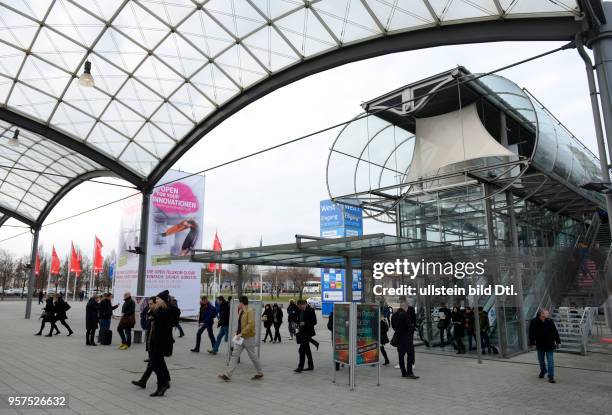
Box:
[0,40,598,261]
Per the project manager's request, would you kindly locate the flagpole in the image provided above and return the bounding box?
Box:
[259,270,263,301]
[73,271,77,301]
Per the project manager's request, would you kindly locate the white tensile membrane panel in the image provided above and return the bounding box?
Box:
[407,103,515,181]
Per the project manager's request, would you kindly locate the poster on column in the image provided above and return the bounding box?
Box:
[113,194,143,303]
[144,170,205,317]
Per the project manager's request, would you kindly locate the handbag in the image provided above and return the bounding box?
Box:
[390,332,398,348]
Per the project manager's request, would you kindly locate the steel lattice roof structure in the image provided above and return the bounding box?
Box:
[0,0,603,228]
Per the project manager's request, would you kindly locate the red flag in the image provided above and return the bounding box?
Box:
[69,243,82,275]
[35,250,40,276]
[93,236,103,272]
[208,232,222,272]
[51,246,60,275]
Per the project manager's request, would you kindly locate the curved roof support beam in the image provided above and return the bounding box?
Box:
[0,206,37,228]
[0,215,9,227]
[148,16,582,186]
[36,170,116,226]
[0,108,145,189]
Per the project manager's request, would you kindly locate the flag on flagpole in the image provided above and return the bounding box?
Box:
[208,232,222,272]
[108,261,115,280]
[51,246,60,275]
[93,236,103,272]
[35,250,40,276]
[70,243,82,275]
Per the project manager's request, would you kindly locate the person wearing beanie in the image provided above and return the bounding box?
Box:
[132,290,175,396]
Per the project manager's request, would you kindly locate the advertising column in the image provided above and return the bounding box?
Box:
[320,200,363,316]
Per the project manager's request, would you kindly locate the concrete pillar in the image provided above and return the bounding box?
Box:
[237,264,243,297]
[24,227,40,319]
[136,191,151,297]
[345,256,353,303]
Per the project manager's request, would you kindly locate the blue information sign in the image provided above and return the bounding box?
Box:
[320,200,363,316]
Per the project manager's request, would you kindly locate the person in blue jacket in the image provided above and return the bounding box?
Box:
[190,295,217,352]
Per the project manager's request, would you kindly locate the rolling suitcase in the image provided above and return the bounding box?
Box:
[100,329,112,345]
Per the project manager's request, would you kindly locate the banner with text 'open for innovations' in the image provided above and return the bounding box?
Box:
[114,170,205,317]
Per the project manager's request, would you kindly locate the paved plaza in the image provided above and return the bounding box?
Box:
[0,300,610,415]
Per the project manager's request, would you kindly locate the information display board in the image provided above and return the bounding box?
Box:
[356,304,380,365]
[333,303,350,364]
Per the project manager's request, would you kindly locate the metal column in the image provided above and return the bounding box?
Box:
[24,226,40,319]
[345,256,353,303]
[237,264,243,297]
[579,29,612,330]
[506,191,528,353]
[136,191,151,297]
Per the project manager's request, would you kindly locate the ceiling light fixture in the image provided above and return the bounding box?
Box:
[8,129,19,147]
[79,60,94,87]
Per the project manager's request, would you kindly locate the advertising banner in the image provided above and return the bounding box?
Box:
[333,303,350,364]
[356,304,380,365]
[145,170,205,317]
[113,194,142,300]
[114,170,205,317]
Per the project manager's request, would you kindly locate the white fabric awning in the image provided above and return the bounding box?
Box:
[407,103,516,180]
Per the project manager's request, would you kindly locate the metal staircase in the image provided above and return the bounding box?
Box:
[551,307,597,354]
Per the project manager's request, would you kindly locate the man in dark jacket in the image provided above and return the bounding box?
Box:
[191,295,217,352]
[294,300,317,372]
[98,293,119,337]
[287,300,298,340]
[132,290,175,397]
[529,309,561,383]
[437,303,452,347]
[85,295,100,345]
[117,292,136,349]
[209,296,229,354]
[393,301,418,379]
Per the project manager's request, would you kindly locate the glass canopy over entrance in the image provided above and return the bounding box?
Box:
[0,0,592,227]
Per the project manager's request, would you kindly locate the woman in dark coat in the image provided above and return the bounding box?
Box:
[35,296,59,337]
[451,306,465,354]
[85,295,100,346]
[272,303,284,343]
[262,304,273,342]
[380,316,390,365]
[54,294,74,336]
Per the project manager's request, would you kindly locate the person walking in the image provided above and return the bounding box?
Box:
[98,293,119,339]
[85,294,100,346]
[451,305,465,354]
[132,290,175,396]
[191,296,217,352]
[437,303,452,347]
[209,296,229,354]
[218,296,263,382]
[287,299,298,340]
[393,301,418,379]
[54,294,74,336]
[262,304,273,342]
[117,292,136,350]
[380,313,390,366]
[478,306,492,354]
[294,299,317,372]
[529,309,561,383]
[170,296,185,338]
[272,303,283,343]
[79,290,85,302]
[38,290,44,305]
[36,296,59,336]
[465,306,477,351]
[141,297,155,352]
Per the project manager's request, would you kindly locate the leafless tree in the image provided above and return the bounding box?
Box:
[0,250,14,300]
[285,267,315,300]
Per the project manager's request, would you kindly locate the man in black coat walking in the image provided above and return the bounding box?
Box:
[85,295,100,345]
[36,296,59,336]
[529,309,561,383]
[294,300,317,372]
[392,301,418,379]
[132,290,175,397]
